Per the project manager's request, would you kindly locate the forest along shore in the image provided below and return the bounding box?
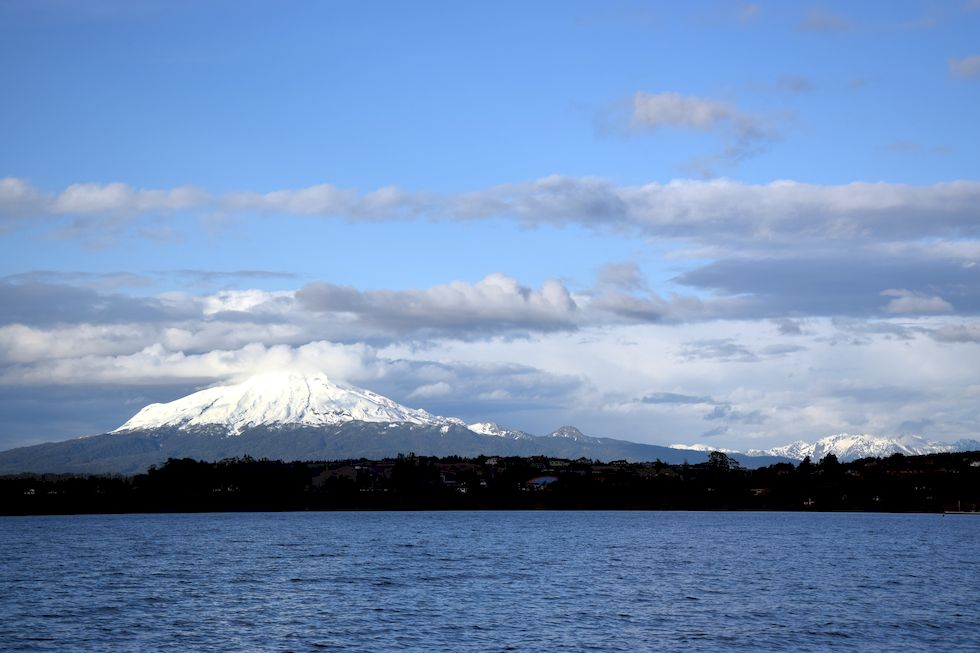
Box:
[3,450,979,515]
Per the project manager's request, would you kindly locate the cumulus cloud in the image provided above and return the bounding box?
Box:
[2,256,974,376]
[297,273,580,338]
[949,55,980,79]
[0,336,588,438]
[0,340,381,387]
[3,304,979,448]
[881,289,954,314]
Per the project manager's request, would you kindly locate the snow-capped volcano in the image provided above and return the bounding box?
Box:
[114,371,461,435]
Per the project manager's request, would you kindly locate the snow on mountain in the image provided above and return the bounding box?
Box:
[667,433,980,462]
[112,372,980,462]
[467,422,533,440]
[546,426,598,443]
[747,440,814,460]
[669,443,740,454]
[747,433,964,462]
[808,433,954,461]
[953,438,980,451]
[114,370,462,435]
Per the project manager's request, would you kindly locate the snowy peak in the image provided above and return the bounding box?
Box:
[747,440,814,460]
[669,443,740,454]
[808,433,952,461]
[747,433,964,462]
[114,370,460,435]
[467,422,533,440]
[546,425,597,443]
[672,433,978,463]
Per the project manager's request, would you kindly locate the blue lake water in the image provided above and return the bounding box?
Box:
[1,511,978,652]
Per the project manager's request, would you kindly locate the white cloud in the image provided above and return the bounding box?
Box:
[2,304,979,447]
[0,323,149,364]
[632,92,742,132]
[3,176,979,251]
[52,182,207,214]
[407,381,453,399]
[0,340,380,387]
[628,92,776,173]
[297,273,581,336]
[416,319,980,446]
[881,289,954,314]
[225,184,432,219]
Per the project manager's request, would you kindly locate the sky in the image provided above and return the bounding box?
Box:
[1,0,979,451]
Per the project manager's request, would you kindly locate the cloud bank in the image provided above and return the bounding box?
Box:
[4,176,979,251]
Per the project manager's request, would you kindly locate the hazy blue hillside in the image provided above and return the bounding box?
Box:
[0,424,790,475]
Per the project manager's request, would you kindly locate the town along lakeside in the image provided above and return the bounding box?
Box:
[3,450,979,515]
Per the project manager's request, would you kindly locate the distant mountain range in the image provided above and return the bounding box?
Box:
[675,433,980,463]
[0,371,976,474]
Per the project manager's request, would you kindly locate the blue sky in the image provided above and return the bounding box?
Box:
[1,0,979,450]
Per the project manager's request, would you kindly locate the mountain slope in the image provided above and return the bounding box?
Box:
[546,426,599,443]
[467,422,534,440]
[0,423,760,475]
[116,371,459,434]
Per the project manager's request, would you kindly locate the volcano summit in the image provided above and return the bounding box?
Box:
[115,371,461,435]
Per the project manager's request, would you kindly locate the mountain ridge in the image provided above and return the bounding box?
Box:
[1,371,976,473]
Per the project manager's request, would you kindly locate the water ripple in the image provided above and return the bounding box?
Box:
[0,511,978,651]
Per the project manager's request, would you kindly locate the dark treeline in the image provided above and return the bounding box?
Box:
[3,450,980,515]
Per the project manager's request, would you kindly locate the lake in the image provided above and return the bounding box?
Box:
[1,511,977,651]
